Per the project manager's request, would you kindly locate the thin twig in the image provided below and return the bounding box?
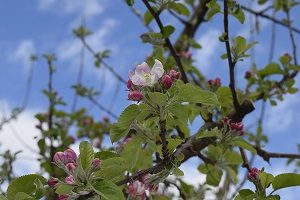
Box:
[88,96,118,120]
[241,5,300,34]
[141,0,189,83]
[223,0,240,111]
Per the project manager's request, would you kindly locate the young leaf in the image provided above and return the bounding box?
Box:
[14,192,35,200]
[162,25,175,38]
[272,173,300,191]
[168,2,190,16]
[110,104,140,142]
[55,184,74,195]
[79,141,95,172]
[92,180,125,200]
[259,172,274,189]
[144,10,154,25]
[231,138,256,154]
[7,174,46,200]
[206,0,221,20]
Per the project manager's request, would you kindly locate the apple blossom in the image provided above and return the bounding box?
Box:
[127,180,147,198]
[65,175,75,184]
[161,74,173,89]
[129,59,164,86]
[47,177,59,188]
[247,167,260,182]
[128,90,144,101]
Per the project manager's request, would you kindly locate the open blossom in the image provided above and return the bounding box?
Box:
[127,180,147,198]
[129,59,164,86]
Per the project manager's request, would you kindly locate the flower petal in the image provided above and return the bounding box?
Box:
[151,59,164,79]
[131,74,146,86]
[135,62,151,76]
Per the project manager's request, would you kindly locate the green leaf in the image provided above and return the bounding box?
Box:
[14,192,35,200]
[234,189,255,200]
[257,63,283,77]
[94,151,119,160]
[259,172,274,189]
[92,180,124,200]
[7,174,46,200]
[168,2,190,16]
[272,173,300,191]
[206,0,221,20]
[196,128,220,139]
[110,104,140,142]
[79,141,95,172]
[121,138,142,171]
[0,195,7,200]
[177,82,219,106]
[232,6,245,24]
[198,164,222,186]
[162,25,175,38]
[231,138,256,154]
[55,184,74,195]
[144,10,154,25]
[147,92,168,106]
[94,157,127,181]
[126,0,134,6]
[224,151,243,165]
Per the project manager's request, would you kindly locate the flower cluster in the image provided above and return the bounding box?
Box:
[48,148,102,199]
[127,59,180,101]
[223,117,244,136]
[127,175,157,200]
[208,77,221,91]
[247,167,260,182]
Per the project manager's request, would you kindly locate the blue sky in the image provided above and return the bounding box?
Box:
[0,0,300,198]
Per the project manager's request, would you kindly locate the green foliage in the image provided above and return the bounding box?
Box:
[55,184,74,195]
[272,173,300,191]
[110,104,140,142]
[168,2,190,16]
[79,141,95,172]
[7,174,46,200]
[92,180,124,200]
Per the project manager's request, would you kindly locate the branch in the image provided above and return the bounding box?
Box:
[239,147,251,172]
[80,38,127,84]
[241,5,300,34]
[141,0,188,83]
[255,146,300,163]
[223,0,240,111]
[159,119,169,159]
[286,9,298,66]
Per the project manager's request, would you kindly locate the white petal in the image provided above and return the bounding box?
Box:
[135,62,150,76]
[131,74,146,86]
[151,59,164,78]
[128,70,134,79]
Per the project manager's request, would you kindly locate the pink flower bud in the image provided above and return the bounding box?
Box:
[127,181,146,197]
[128,90,144,101]
[127,80,135,91]
[92,158,102,170]
[247,167,260,182]
[53,152,66,165]
[66,163,76,172]
[65,175,75,184]
[63,149,77,164]
[222,117,230,124]
[215,77,221,87]
[230,122,244,135]
[168,70,180,80]
[47,177,59,188]
[58,194,68,200]
[161,74,173,89]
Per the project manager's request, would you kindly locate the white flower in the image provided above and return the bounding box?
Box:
[129,59,164,86]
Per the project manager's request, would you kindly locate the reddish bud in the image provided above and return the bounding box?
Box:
[161,74,173,89]
[128,90,144,101]
[245,71,253,79]
[53,152,66,165]
[168,70,180,80]
[127,80,135,91]
[63,149,77,164]
[65,175,75,184]
[92,158,102,170]
[222,117,230,124]
[47,177,59,188]
[58,195,68,200]
[215,78,221,87]
[247,167,260,181]
[66,163,76,172]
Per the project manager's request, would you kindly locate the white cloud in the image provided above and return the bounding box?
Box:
[195,29,221,74]
[38,0,104,18]
[0,100,41,176]
[266,92,300,133]
[11,40,35,70]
